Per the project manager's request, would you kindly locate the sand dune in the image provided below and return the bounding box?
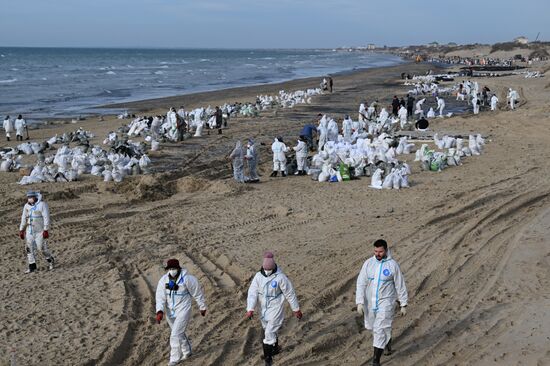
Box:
[1,62,549,366]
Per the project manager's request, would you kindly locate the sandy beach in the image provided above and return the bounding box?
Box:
[1,57,550,366]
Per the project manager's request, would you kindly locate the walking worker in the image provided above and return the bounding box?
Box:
[156,259,207,366]
[356,239,408,366]
[246,252,302,366]
[19,191,55,273]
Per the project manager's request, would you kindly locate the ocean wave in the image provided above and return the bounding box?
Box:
[0,78,17,83]
[11,68,19,71]
[154,71,164,75]
[106,71,116,75]
[200,59,211,62]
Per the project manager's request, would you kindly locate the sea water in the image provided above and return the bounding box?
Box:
[0,47,404,122]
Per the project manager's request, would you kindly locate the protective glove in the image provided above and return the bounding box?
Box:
[19,230,25,240]
[200,309,207,317]
[43,230,49,239]
[294,310,303,320]
[156,311,164,324]
[245,310,254,320]
[357,304,364,316]
[400,306,407,317]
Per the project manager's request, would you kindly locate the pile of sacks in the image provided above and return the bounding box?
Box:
[308,133,415,188]
[256,89,322,110]
[14,128,152,185]
[414,133,485,172]
[19,142,152,185]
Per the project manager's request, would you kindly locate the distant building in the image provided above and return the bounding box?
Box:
[514,36,529,44]
[428,42,439,48]
[367,44,376,50]
[447,42,458,47]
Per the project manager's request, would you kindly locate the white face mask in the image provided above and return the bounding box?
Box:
[264,269,273,276]
[169,269,179,277]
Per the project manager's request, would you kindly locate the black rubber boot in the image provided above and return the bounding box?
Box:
[270,171,278,177]
[384,339,392,356]
[25,263,37,274]
[263,343,273,366]
[372,347,383,366]
[218,129,222,134]
[281,172,287,177]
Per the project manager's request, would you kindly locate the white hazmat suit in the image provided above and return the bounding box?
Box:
[15,118,26,138]
[437,97,445,117]
[293,139,308,174]
[3,118,14,139]
[229,141,245,183]
[247,267,300,346]
[19,194,54,272]
[271,138,288,174]
[342,117,353,143]
[356,250,408,349]
[490,95,499,111]
[156,269,207,365]
[245,140,260,182]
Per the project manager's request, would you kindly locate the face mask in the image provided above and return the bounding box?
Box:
[264,269,273,276]
[169,269,179,277]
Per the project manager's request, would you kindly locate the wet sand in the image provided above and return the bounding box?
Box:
[1,60,550,366]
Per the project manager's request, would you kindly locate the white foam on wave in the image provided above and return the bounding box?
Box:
[0,78,17,83]
[11,68,19,71]
[154,71,164,75]
[106,71,116,75]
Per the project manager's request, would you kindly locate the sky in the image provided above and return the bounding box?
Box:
[1,0,548,48]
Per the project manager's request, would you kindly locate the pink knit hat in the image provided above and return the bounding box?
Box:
[262,251,276,270]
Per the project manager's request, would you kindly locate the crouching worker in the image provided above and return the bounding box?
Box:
[156,259,207,366]
[246,252,302,366]
[356,239,408,366]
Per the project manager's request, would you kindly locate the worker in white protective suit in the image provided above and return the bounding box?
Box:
[244,138,260,183]
[472,94,480,114]
[414,98,425,118]
[426,107,436,119]
[270,137,288,177]
[19,191,55,273]
[156,259,207,366]
[436,97,445,117]
[397,106,408,128]
[3,115,14,141]
[166,107,178,140]
[507,88,518,110]
[14,115,26,141]
[229,140,245,183]
[342,115,353,143]
[246,252,302,366]
[356,239,408,366]
[327,118,338,142]
[490,94,499,111]
[293,136,308,175]
[317,114,328,151]
[358,103,368,122]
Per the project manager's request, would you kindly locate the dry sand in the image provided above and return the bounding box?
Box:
[1,61,550,366]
